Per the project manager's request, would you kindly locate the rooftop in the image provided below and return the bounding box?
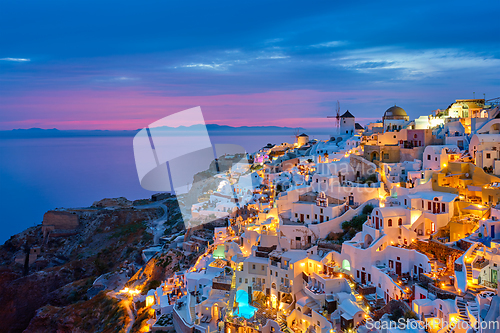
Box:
[341,110,355,118]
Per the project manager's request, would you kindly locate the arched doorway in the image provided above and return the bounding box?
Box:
[491,123,500,134]
[213,304,219,321]
[364,234,374,248]
[370,151,379,162]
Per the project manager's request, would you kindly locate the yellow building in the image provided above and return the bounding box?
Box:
[433,162,500,205]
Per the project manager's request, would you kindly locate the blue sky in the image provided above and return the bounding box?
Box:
[0,0,499,129]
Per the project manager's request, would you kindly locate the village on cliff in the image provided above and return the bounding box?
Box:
[32,97,500,333]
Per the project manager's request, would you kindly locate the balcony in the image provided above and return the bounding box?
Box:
[482,280,498,289]
[212,275,232,291]
[252,282,263,291]
[305,284,325,295]
[279,285,291,293]
[473,258,489,270]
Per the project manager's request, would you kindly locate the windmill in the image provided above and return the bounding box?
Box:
[291,128,300,144]
[327,100,341,135]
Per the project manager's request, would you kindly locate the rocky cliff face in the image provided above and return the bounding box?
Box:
[0,200,166,333]
[24,292,131,333]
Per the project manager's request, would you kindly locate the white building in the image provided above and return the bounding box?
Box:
[422,145,460,171]
[469,134,500,173]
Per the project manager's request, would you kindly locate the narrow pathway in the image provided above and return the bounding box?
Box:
[134,202,169,245]
[123,298,135,333]
[108,291,135,333]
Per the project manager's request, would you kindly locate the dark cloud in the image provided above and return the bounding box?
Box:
[0,0,499,128]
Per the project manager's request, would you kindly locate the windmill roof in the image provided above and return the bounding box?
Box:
[355,123,364,130]
[341,110,355,118]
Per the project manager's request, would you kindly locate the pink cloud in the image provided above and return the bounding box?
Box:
[0,88,404,130]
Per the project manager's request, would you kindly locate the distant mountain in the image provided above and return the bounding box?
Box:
[0,124,329,138]
[0,128,135,138]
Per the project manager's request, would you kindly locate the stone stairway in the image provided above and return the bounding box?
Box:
[465,245,488,294]
[468,300,479,316]
[277,313,294,333]
[465,261,473,282]
[383,182,390,196]
[442,322,456,333]
[228,288,236,313]
[467,300,479,325]
[355,318,367,330]
[456,298,470,324]
[189,294,196,323]
[348,279,366,309]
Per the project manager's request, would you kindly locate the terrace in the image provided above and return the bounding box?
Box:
[472,256,489,270]
[279,285,292,293]
[305,284,325,295]
[252,281,263,291]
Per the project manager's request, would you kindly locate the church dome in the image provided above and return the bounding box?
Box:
[384,106,409,120]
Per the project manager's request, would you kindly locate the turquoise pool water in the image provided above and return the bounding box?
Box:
[235,290,257,319]
[213,245,225,259]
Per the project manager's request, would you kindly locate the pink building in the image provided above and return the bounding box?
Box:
[400,129,433,148]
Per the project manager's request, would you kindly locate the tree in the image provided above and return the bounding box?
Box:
[404,310,419,321]
[389,308,404,321]
[362,204,375,215]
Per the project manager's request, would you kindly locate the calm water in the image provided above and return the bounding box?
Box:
[0,134,328,244]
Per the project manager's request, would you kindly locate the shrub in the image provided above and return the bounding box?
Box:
[142,279,161,294]
[362,204,374,215]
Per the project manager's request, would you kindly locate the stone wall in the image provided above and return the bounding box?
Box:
[42,211,79,230]
[414,239,464,264]
[400,147,424,162]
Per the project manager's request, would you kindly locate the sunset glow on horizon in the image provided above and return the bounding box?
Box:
[0,0,499,130]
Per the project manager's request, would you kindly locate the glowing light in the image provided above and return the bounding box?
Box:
[146,295,155,307]
[119,288,141,296]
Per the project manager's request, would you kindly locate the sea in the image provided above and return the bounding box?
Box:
[0,133,330,244]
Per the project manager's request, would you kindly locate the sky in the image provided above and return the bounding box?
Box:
[0,0,499,130]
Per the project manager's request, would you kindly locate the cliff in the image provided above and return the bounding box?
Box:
[0,197,182,333]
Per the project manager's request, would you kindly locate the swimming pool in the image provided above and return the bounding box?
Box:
[235,290,257,319]
[212,245,225,259]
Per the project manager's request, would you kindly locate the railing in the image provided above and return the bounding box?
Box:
[214,275,232,284]
[473,259,489,270]
[252,282,263,291]
[279,285,291,293]
[482,280,498,289]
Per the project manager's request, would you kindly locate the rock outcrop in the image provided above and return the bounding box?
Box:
[0,197,166,333]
